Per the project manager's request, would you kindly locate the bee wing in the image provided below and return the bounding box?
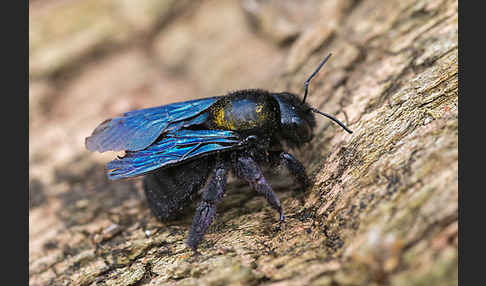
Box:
[85,97,219,153]
[105,129,242,180]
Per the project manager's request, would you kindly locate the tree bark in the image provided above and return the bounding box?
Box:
[29,0,458,285]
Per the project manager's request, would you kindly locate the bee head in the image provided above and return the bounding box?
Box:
[273,53,353,147]
[272,92,316,145]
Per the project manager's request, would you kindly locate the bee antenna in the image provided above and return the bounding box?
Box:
[302,53,332,104]
[310,107,353,134]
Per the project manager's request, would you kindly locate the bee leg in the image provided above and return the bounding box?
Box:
[186,161,229,252]
[143,159,214,221]
[234,155,285,222]
[269,151,310,189]
[143,173,184,221]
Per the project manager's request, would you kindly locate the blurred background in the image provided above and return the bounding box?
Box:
[29,0,305,181]
[30,0,330,282]
[30,0,458,285]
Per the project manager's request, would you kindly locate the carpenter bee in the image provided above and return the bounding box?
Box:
[85,53,353,252]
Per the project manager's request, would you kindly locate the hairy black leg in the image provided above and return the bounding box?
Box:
[143,159,214,221]
[143,174,181,221]
[234,155,285,222]
[187,161,229,252]
[269,151,310,189]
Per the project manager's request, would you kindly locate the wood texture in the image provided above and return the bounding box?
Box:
[29,0,458,285]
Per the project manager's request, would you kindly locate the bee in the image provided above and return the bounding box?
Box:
[85,53,353,252]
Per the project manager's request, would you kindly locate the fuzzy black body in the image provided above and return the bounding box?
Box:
[206,90,281,135]
[85,54,351,252]
[143,158,215,220]
[134,89,316,251]
[204,89,316,148]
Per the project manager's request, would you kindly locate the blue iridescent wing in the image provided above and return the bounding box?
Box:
[85,97,220,152]
[106,130,242,180]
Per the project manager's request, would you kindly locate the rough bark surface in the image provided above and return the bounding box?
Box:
[29,0,458,285]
